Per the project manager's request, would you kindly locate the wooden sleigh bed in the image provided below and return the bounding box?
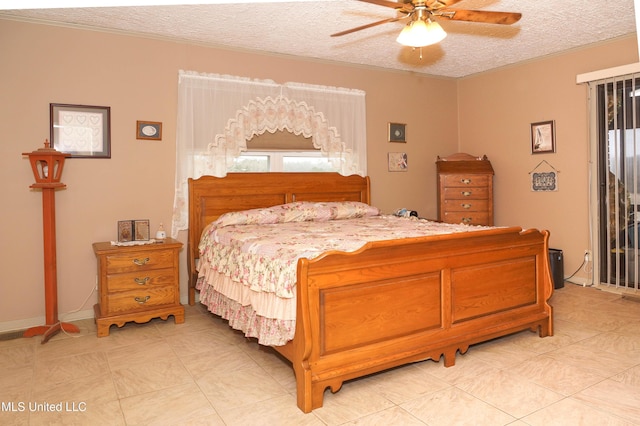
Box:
[187,172,554,413]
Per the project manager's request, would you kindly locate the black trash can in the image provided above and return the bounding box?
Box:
[548,248,564,289]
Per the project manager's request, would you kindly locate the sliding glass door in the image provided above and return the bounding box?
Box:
[597,76,640,289]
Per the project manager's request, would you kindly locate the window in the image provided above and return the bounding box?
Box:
[229,151,340,173]
[172,72,367,237]
[227,131,339,173]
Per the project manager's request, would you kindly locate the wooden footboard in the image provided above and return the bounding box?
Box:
[278,226,553,413]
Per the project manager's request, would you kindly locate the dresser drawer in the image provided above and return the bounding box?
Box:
[441,174,491,188]
[106,268,176,293]
[103,286,176,314]
[105,249,176,274]
[442,199,490,212]
[442,186,490,200]
[442,211,491,225]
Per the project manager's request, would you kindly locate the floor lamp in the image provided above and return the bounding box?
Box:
[23,140,80,343]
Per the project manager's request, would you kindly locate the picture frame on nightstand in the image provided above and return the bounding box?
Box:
[134,220,150,241]
[117,219,150,242]
[117,221,133,242]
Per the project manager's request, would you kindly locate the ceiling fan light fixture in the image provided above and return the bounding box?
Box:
[396,18,447,48]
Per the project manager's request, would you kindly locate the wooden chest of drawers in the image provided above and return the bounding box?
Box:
[436,153,494,226]
[93,238,185,337]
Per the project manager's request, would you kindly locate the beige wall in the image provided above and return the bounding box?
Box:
[1,18,637,328]
[457,36,639,281]
[0,19,457,327]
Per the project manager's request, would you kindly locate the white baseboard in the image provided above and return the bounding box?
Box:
[1,294,193,334]
[0,309,94,334]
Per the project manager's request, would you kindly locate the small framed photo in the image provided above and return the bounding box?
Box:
[117,219,150,242]
[531,120,556,154]
[388,122,406,143]
[136,121,162,140]
[117,220,133,242]
[388,152,408,172]
[133,220,150,241]
[50,103,111,158]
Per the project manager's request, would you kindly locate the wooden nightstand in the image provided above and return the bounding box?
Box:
[93,238,185,337]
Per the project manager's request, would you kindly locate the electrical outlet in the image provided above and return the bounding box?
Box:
[584,250,591,262]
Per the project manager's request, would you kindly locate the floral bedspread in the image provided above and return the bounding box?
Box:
[196,201,493,345]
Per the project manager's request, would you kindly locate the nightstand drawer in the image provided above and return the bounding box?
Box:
[441,174,491,188]
[105,249,175,274]
[103,286,176,314]
[106,268,175,292]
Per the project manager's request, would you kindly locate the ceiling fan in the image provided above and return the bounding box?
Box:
[331,0,522,49]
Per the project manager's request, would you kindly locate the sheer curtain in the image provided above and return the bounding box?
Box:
[171,70,367,237]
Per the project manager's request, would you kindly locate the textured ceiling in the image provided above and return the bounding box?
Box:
[1,0,637,78]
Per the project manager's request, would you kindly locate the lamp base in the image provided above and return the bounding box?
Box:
[23,322,80,344]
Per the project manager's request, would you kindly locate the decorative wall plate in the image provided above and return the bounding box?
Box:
[136,120,162,140]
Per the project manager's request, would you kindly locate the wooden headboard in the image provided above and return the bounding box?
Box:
[187,172,371,305]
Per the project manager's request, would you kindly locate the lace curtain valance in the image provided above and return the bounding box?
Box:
[213,96,348,159]
[171,70,367,237]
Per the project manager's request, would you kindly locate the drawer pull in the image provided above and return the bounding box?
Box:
[461,191,472,197]
[133,257,150,266]
[134,277,150,285]
[460,178,471,184]
[461,203,472,209]
[462,217,472,224]
[134,296,151,304]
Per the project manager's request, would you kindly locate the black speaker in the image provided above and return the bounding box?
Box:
[548,248,564,289]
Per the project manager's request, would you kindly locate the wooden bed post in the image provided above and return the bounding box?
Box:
[292,258,315,413]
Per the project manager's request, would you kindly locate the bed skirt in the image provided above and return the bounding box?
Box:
[197,274,295,346]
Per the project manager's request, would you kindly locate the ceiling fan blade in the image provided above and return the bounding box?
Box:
[331,17,402,37]
[357,0,414,11]
[439,9,522,25]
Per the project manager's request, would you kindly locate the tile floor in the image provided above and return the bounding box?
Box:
[1,283,640,425]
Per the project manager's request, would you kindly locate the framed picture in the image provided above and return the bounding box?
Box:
[136,120,162,140]
[388,122,406,143]
[531,120,556,154]
[133,220,150,241]
[50,103,111,158]
[117,220,133,242]
[117,219,150,242]
[388,152,408,172]
[531,171,558,192]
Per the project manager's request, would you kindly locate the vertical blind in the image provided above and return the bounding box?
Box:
[594,73,640,290]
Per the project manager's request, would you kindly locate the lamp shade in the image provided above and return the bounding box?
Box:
[23,139,70,188]
[396,19,447,48]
